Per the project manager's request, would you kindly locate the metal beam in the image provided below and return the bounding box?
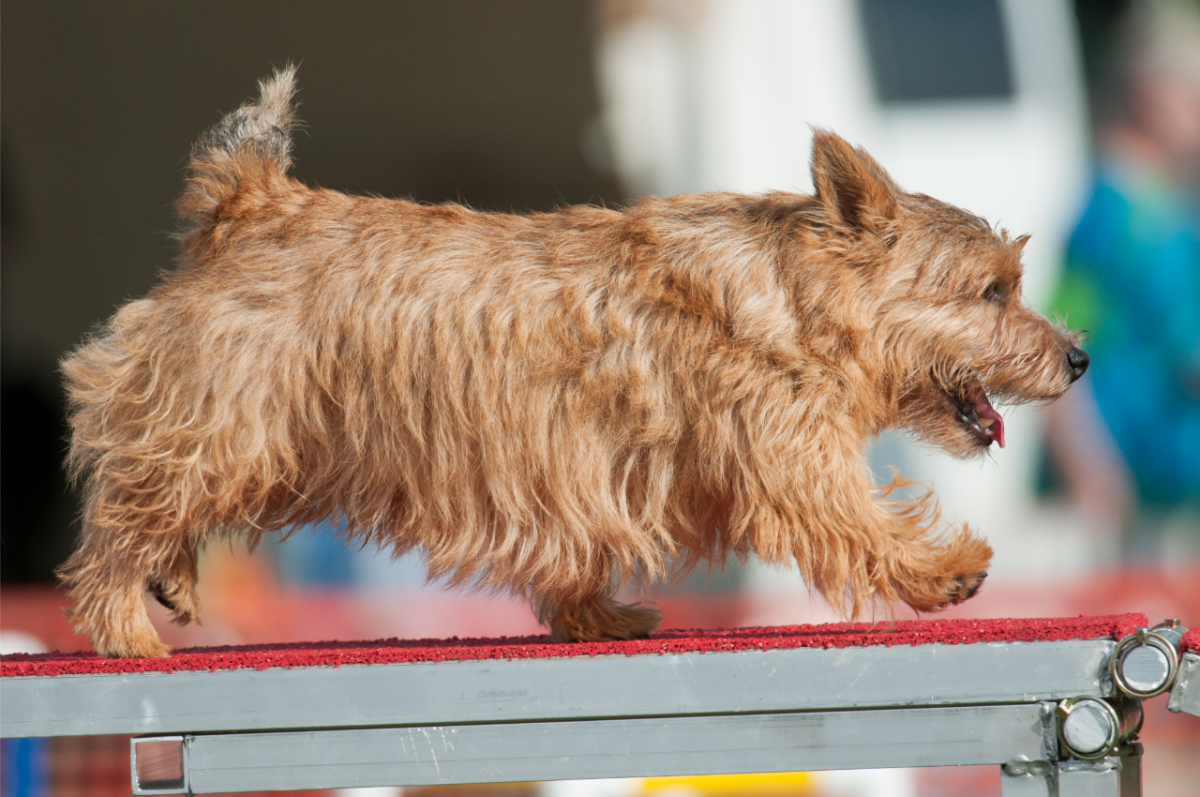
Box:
[132,703,1054,795]
[2,639,1114,739]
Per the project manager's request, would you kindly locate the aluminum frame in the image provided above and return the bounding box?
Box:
[1167,651,1200,718]
[2,635,1163,796]
[1,639,1115,739]
[1001,747,1142,797]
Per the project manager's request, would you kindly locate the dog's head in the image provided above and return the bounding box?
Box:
[809,131,1086,458]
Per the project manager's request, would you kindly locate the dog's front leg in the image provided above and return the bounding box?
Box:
[738,415,991,618]
[858,471,993,613]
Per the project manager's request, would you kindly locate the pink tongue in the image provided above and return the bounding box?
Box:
[975,393,1005,448]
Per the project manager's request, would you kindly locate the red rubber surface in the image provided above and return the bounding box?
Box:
[1182,626,1200,654]
[0,613,1145,678]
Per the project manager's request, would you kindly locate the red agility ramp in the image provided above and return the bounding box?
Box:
[2,613,1196,796]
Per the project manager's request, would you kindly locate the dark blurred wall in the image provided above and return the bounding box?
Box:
[1,1,618,582]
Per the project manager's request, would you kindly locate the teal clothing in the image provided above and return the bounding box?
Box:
[1059,163,1200,506]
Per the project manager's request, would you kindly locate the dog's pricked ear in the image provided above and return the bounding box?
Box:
[811,130,899,234]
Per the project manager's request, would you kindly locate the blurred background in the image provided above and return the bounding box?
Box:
[2,1,1198,796]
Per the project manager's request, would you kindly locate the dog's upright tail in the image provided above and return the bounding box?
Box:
[176,65,299,242]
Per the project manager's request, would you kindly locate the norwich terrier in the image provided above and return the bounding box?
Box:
[59,68,1087,657]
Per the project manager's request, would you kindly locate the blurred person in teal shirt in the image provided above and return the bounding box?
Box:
[1047,0,1200,550]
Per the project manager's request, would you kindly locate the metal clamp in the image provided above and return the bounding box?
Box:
[1056,696,1141,761]
[1111,619,1187,698]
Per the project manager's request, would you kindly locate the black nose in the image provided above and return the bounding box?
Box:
[1066,346,1089,382]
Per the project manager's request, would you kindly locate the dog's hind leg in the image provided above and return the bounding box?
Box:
[534,590,662,642]
[57,502,176,658]
[147,537,202,627]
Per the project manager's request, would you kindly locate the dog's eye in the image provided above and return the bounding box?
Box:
[982,282,1006,303]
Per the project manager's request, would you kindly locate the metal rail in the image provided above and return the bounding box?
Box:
[132,704,1054,794]
[2,639,1114,739]
[4,622,1194,796]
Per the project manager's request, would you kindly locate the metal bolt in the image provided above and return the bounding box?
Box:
[1057,697,1126,760]
[1121,645,1171,693]
[1110,620,1187,698]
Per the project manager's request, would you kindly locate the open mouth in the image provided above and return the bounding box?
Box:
[954,383,1005,448]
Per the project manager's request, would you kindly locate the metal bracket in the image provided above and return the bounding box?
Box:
[1167,651,1200,718]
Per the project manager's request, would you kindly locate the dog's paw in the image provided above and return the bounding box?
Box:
[91,626,174,659]
[606,602,663,640]
[897,528,992,612]
[944,570,987,606]
[542,597,662,642]
[896,569,987,613]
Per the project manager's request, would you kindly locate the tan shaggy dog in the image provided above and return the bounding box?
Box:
[60,69,1088,658]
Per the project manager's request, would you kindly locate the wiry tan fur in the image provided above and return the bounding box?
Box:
[59,68,1087,657]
